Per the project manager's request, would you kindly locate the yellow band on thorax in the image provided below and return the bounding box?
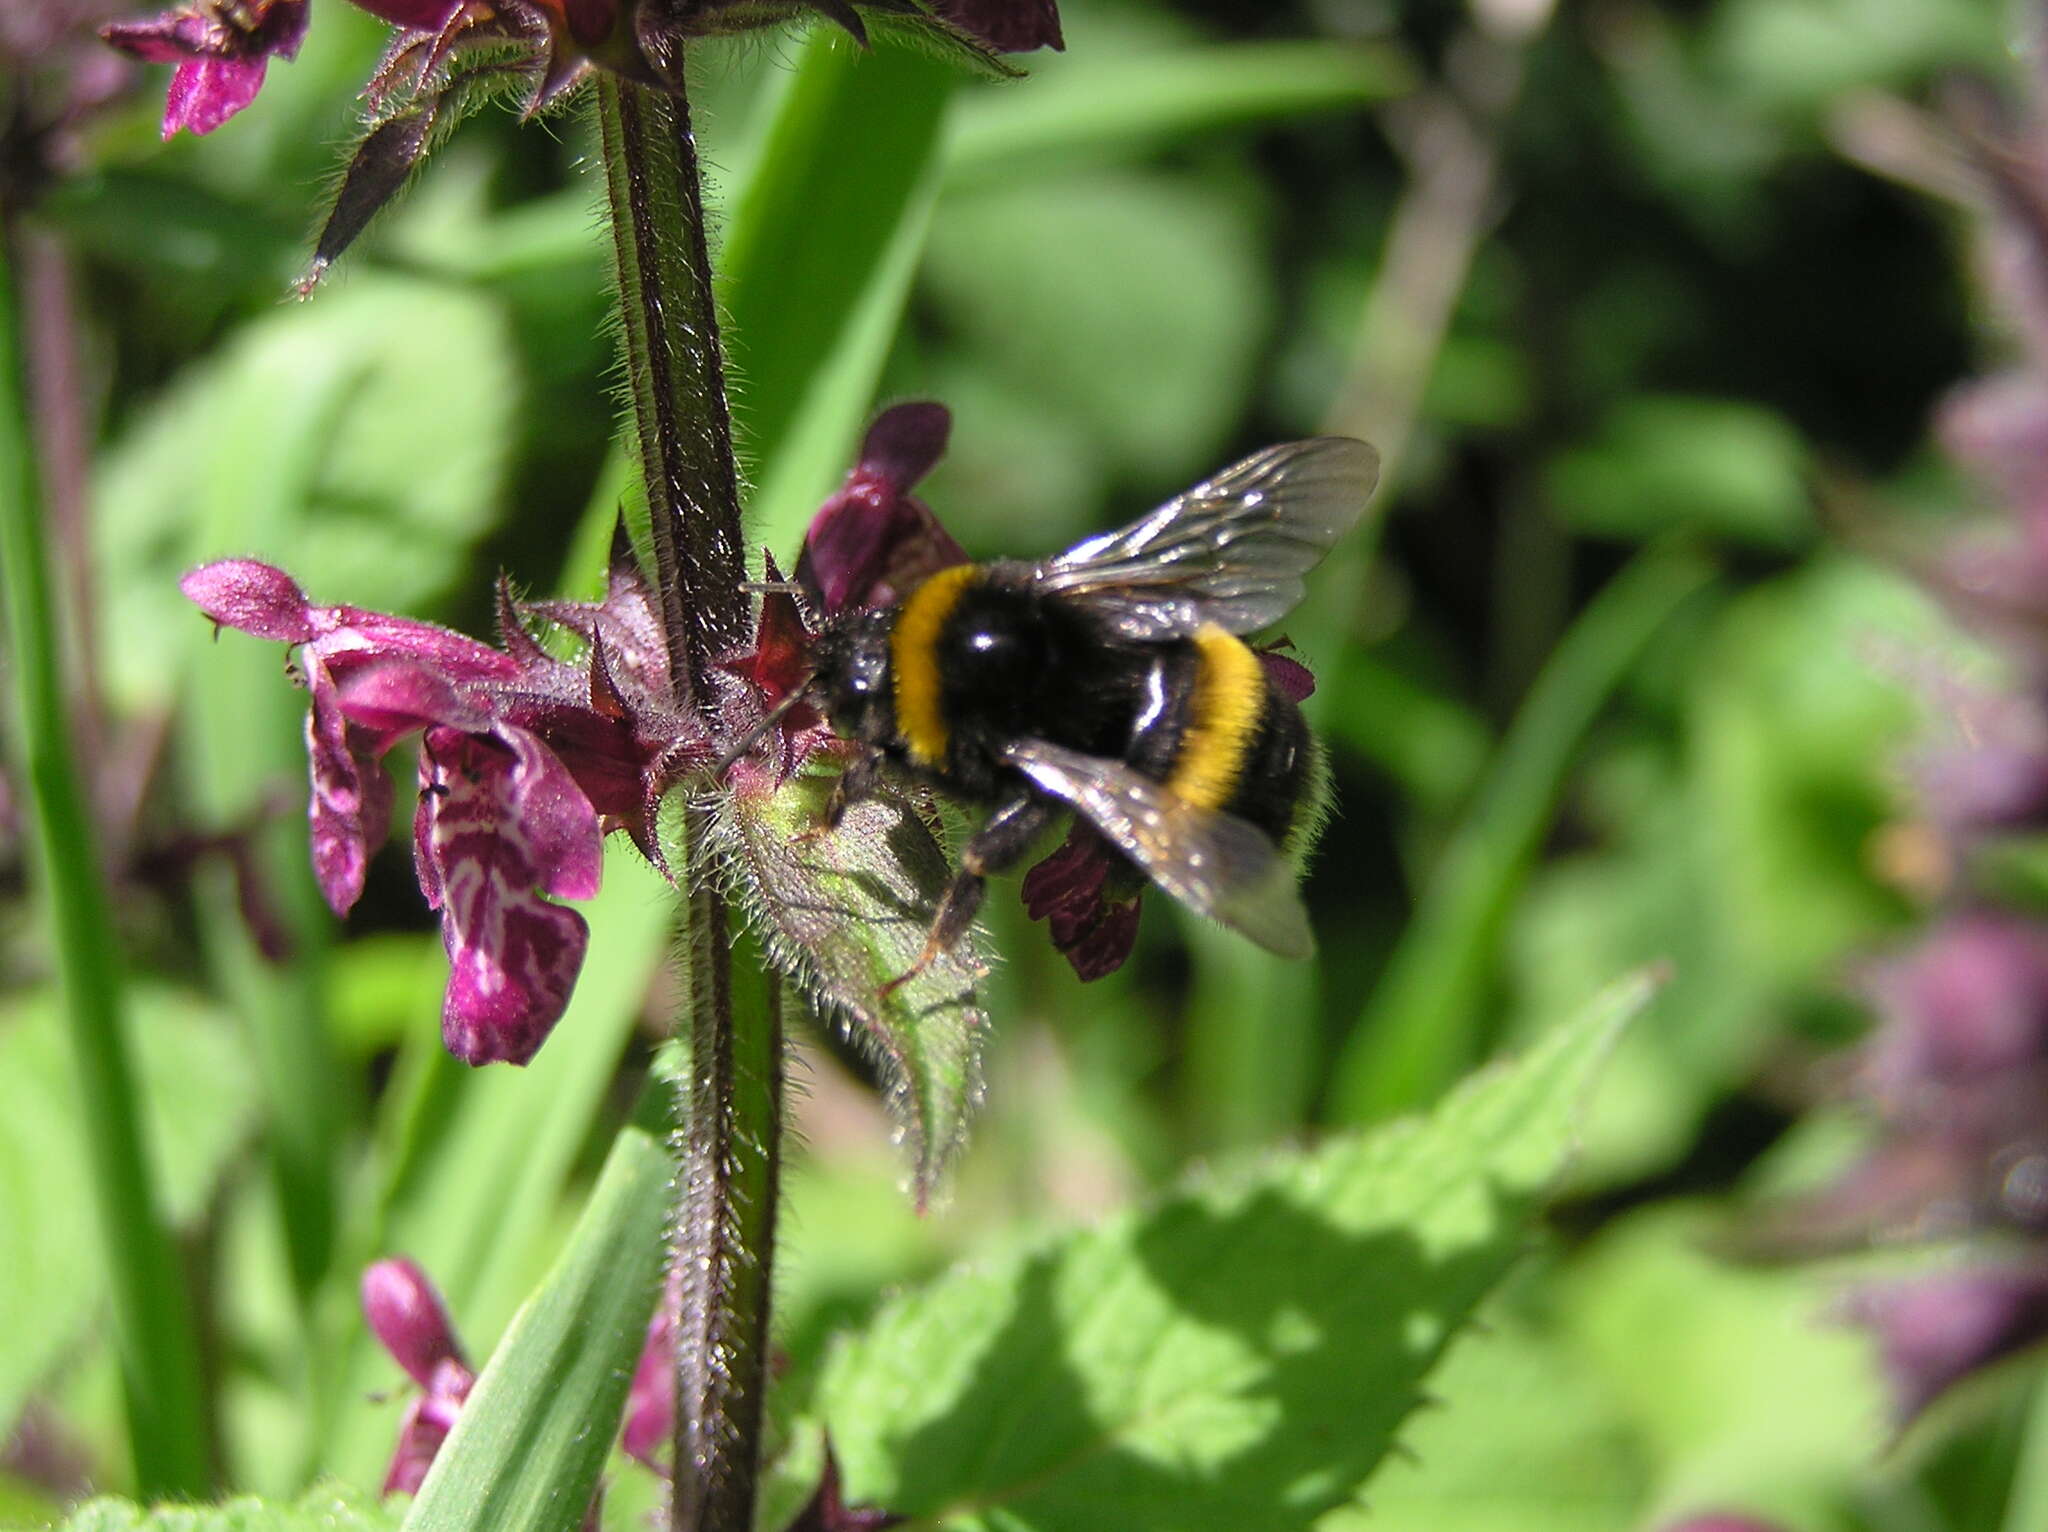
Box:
[891,564,980,767]
[1167,624,1266,813]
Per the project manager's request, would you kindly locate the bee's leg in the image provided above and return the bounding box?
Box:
[884,792,1058,995]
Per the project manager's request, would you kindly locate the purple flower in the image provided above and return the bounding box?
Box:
[364,1254,676,1506]
[1846,1264,2048,1423]
[183,553,705,1065]
[101,0,309,137]
[362,1258,475,1496]
[618,1300,675,1473]
[796,402,968,618]
[1862,913,2048,1099]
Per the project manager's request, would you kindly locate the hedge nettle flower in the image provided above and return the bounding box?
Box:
[182,550,705,1065]
[360,1257,475,1496]
[1757,67,2048,1427]
[103,0,1061,141]
[364,1255,660,1515]
[1846,1265,2048,1425]
[102,0,309,137]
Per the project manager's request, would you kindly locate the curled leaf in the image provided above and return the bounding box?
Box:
[718,767,988,1205]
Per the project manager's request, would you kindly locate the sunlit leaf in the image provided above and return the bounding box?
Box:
[0,988,258,1432]
[809,972,1656,1529]
[49,1485,397,1532]
[400,1127,671,1532]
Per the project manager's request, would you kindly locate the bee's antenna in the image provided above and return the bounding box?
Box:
[714,679,816,778]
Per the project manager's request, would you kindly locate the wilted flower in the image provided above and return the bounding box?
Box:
[182,548,706,1064]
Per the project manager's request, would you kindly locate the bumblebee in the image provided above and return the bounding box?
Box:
[802,435,1380,978]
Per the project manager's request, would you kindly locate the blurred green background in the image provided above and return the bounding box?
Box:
[4,0,2041,1527]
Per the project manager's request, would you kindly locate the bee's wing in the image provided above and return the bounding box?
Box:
[1034,436,1380,641]
[1003,740,1314,959]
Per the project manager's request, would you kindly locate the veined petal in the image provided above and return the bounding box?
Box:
[305,658,393,916]
[419,730,597,1065]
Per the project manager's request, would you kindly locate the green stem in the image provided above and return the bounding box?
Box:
[672,812,784,1532]
[595,72,779,1531]
[0,229,213,1494]
[1327,544,1716,1126]
[597,72,750,705]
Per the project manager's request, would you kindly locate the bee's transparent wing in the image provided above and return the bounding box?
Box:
[1003,740,1313,959]
[1035,436,1380,641]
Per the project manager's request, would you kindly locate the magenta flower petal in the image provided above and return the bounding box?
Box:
[1864,914,2048,1095]
[796,402,968,615]
[181,560,316,643]
[382,1357,472,1496]
[362,1258,467,1388]
[1847,1264,2048,1423]
[334,659,493,737]
[856,400,951,491]
[1260,650,1316,705]
[103,0,308,137]
[420,729,596,1065]
[162,52,271,136]
[349,0,471,26]
[304,666,393,916]
[619,1308,675,1472]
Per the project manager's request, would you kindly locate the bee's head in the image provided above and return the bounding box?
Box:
[810,609,896,745]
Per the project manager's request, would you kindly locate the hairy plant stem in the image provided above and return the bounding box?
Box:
[596,73,780,1531]
[0,225,214,1496]
[597,72,750,696]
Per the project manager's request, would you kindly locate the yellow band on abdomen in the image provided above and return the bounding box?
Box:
[1167,624,1266,813]
[891,564,980,767]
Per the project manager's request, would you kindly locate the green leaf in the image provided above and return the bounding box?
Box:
[48,1485,398,1532]
[1690,556,1932,987]
[810,972,1657,1530]
[718,769,989,1205]
[920,169,1269,480]
[1329,546,1715,1126]
[95,273,521,710]
[0,987,258,1438]
[1544,395,1812,548]
[1559,1204,1887,1526]
[720,32,955,494]
[1321,1303,1646,1532]
[399,1127,672,1532]
[945,41,1413,183]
